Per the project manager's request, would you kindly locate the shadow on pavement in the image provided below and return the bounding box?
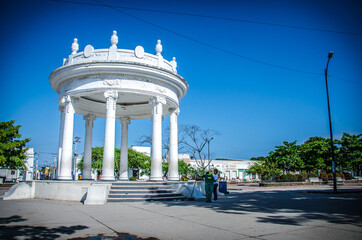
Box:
[147,190,362,226]
[0,215,88,240]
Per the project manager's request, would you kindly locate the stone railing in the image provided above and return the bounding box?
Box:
[62,31,178,74]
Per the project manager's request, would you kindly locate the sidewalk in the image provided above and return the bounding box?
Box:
[0,184,361,240]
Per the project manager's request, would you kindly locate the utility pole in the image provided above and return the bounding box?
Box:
[52,154,57,180]
[35,150,39,180]
[73,136,81,180]
[207,137,214,170]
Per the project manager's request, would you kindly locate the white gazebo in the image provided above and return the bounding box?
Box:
[49,31,188,181]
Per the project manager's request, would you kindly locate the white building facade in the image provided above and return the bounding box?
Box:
[186,158,260,182]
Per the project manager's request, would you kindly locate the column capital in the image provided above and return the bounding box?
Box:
[149,96,166,106]
[58,105,65,112]
[60,95,79,105]
[120,117,130,125]
[104,90,118,100]
[149,96,166,116]
[84,114,96,129]
[60,95,71,106]
[83,113,96,121]
[104,90,118,110]
[169,108,180,115]
[60,95,78,113]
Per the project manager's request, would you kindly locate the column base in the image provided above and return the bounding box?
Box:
[149,176,163,181]
[57,176,73,180]
[168,177,180,181]
[119,177,129,181]
[82,174,92,180]
[100,175,115,181]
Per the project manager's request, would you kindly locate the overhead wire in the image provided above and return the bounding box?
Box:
[92,0,322,75]
[52,0,362,85]
[52,0,362,36]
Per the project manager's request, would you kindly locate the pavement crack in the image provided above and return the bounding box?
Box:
[77,209,118,235]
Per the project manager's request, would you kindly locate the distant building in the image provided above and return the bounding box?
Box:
[131,146,151,157]
[184,156,259,182]
[0,148,34,182]
[23,148,34,181]
[130,147,259,181]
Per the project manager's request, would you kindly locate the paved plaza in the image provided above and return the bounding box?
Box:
[0,184,361,240]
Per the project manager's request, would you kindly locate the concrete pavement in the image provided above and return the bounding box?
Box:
[0,184,361,240]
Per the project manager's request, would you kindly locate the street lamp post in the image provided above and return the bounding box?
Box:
[207,137,214,169]
[324,51,337,193]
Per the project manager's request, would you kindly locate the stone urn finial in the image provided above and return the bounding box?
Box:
[111,30,118,46]
[155,39,162,56]
[171,57,177,72]
[71,38,79,55]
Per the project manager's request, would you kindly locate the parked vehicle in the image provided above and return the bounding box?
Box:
[0,169,20,183]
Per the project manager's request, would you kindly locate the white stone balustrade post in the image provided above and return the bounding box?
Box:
[82,114,96,180]
[168,108,180,181]
[150,97,166,181]
[58,96,76,180]
[56,106,65,179]
[119,118,130,180]
[101,90,118,181]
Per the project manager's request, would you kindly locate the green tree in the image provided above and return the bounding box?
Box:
[0,120,30,170]
[162,162,169,177]
[270,141,304,173]
[339,133,362,173]
[128,148,151,175]
[299,137,329,173]
[78,146,120,173]
[247,157,282,180]
[178,160,191,176]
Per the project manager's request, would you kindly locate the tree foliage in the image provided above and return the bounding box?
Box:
[247,158,282,180]
[0,120,30,170]
[339,133,362,172]
[299,137,329,173]
[249,133,362,179]
[78,147,150,175]
[269,141,304,173]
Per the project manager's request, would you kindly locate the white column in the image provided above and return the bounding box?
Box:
[56,106,65,179]
[150,97,166,181]
[119,117,130,180]
[168,108,180,181]
[101,90,118,181]
[58,95,76,180]
[82,114,96,180]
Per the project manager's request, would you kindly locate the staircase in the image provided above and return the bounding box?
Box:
[107,181,186,202]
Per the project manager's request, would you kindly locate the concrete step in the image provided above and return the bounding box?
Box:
[109,189,174,194]
[112,181,169,186]
[108,193,183,198]
[107,181,185,202]
[110,186,172,190]
[108,195,186,202]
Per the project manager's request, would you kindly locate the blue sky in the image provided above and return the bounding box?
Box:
[1,0,361,166]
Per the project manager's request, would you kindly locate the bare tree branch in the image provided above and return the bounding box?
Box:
[179,124,218,169]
